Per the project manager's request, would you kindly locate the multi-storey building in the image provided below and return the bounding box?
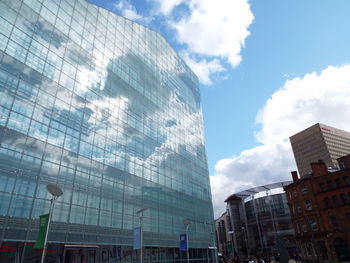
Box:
[0,0,215,262]
[284,156,350,262]
[215,211,232,258]
[290,123,350,176]
[224,182,296,259]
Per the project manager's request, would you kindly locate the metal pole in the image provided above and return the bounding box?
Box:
[231,234,234,257]
[186,224,190,263]
[267,191,278,256]
[140,215,143,263]
[136,207,147,263]
[40,196,56,263]
[241,198,250,257]
[62,247,67,263]
[252,195,265,255]
[241,227,248,258]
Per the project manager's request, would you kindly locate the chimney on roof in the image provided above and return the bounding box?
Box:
[310,160,328,177]
[291,171,299,182]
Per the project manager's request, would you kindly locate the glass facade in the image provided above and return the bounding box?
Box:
[225,183,296,259]
[0,0,215,262]
[244,192,296,256]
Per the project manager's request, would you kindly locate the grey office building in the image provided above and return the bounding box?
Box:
[0,0,215,262]
[290,123,350,176]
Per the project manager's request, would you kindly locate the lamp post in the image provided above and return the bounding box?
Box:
[40,185,63,263]
[183,219,191,263]
[204,221,217,263]
[136,208,148,263]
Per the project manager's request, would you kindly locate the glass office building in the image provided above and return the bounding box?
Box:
[225,182,296,259]
[0,0,215,262]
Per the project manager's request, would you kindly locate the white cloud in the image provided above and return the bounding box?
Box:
[114,0,147,22]
[181,52,226,85]
[151,0,254,85]
[152,0,185,15]
[211,63,350,218]
[211,142,294,217]
[170,0,253,67]
[256,64,350,144]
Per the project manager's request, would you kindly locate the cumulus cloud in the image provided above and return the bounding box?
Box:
[181,52,226,85]
[113,0,253,84]
[151,0,254,84]
[256,64,350,144]
[152,0,185,15]
[211,63,350,217]
[170,0,253,66]
[211,142,295,217]
[114,0,150,23]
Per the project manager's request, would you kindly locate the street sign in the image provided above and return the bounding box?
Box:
[180,234,187,251]
[34,214,49,249]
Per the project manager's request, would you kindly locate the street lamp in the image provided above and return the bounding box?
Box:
[183,219,191,263]
[40,185,63,263]
[203,221,216,263]
[136,208,148,263]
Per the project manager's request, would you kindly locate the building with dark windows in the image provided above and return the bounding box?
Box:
[224,182,296,259]
[290,123,350,177]
[284,155,350,262]
[215,211,232,258]
[0,0,215,262]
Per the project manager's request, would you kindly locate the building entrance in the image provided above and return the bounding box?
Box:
[63,245,98,263]
[334,238,350,262]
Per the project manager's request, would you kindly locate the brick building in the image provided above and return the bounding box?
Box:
[284,155,350,262]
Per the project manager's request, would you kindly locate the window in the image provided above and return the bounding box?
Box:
[332,195,340,207]
[335,178,341,187]
[293,189,298,197]
[309,218,318,231]
[329,215,338,228]
[346,212,350,222]
[340,194,349,205]
[327,180,334,189]
[301,223,307,232]
[324,197,332,209]
[319,182,327,191]
[296,202,302,214]
[344,176,350,185]
[291,205,295,215]
[304,200,313,211]
[301,185,309,194]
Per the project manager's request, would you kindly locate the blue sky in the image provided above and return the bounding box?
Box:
[90,0,350,216]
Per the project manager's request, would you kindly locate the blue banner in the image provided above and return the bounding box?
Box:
[180,234,187,251]
[133,227,141,250]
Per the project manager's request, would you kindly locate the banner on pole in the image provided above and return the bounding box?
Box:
[34,213,49,249]
[179,234,187,251]
[133,227,141,250]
